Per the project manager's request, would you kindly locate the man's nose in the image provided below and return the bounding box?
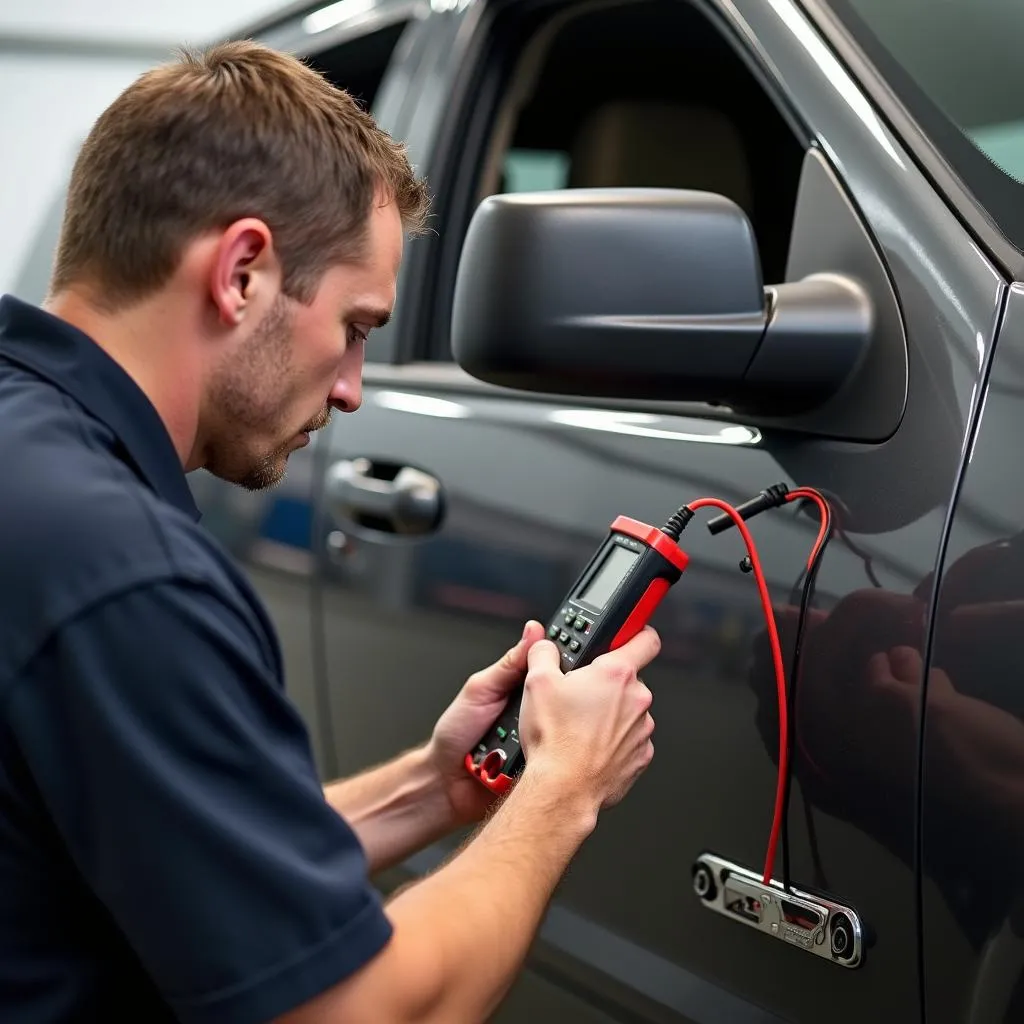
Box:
[329,372,362,413]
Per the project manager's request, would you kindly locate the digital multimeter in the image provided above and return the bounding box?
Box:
[464,515,690,794]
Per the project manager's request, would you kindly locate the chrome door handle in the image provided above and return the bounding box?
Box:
[324,457,444,535]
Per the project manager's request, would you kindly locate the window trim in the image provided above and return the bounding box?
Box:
[238,0,427,58]
[263,9,435,366]
[797,0,1024,282]
[420,3,526,361]
[371,0,512,365]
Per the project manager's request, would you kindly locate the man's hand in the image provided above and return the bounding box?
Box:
[426,620,548,825]
[519,626,660,811]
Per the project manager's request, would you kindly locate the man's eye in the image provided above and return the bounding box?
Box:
[347,325,369,345]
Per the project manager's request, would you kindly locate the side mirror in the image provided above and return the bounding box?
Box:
[450,189,872,414]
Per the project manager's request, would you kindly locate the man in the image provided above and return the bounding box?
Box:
[0,40,660,1023]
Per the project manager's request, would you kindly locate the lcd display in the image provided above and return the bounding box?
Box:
[577,545,639,610]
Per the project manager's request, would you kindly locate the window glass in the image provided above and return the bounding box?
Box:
[502,149,571,193]
[824,0,1024,251]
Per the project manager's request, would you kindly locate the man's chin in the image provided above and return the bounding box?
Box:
[205,434,308,492]
[238,457,288,492]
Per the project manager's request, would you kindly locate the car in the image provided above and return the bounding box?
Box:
[15,0,1024,1020]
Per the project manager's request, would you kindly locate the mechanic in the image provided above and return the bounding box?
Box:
[0,40,659,1024]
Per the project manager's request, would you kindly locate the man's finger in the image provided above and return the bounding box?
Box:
[526,636,562,675]
[468,621,546,701]
[601,625,662,673]
[867,650,896,687]
[887,645,923,685]
[499,619,545,670]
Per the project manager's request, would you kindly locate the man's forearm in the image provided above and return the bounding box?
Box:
[383,763,595,1022]
[291,762,595,1024]
[324,745,456,874]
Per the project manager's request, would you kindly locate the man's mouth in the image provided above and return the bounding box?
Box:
[302,407,332,435]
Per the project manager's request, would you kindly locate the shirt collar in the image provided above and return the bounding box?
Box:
[0,294,201,521]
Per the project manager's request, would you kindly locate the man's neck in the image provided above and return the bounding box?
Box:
[44,287,203,469]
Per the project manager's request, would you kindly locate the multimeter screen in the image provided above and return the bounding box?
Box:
[577,544,639,610]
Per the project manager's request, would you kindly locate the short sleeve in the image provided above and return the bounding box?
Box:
[5,579,392,1024]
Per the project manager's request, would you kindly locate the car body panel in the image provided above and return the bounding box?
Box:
[920,281,1024,1024]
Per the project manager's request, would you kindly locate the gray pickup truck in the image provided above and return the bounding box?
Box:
[16,0,1024,1020]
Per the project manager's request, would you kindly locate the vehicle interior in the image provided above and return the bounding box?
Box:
[305,19,411,112]
[478,0,802,278]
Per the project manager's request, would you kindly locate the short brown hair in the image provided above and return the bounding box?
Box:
[52,40,430,308]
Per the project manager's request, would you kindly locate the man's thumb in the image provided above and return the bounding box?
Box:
[493,620,544,672]
[527,636,561,673]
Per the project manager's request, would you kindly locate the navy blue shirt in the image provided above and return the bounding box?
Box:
[0,296,392,1022]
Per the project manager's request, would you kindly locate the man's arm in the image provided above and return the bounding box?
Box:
[324,620,551,874]
[283,760,593,1024]
[278,628,660,1024]
[323,745,455,875]
[9,579,401,1024]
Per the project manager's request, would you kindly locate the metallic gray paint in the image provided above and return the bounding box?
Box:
[919,282,1024,1023]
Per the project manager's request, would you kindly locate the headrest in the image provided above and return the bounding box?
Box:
[568,101,753,215]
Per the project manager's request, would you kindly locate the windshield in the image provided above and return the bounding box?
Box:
[821,0,1024,257]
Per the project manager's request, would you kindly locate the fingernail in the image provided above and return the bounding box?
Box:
[522,622,531,640]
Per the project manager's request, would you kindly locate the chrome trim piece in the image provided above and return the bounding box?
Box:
[693,852,865,968]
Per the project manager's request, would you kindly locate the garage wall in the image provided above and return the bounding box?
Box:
[0,0,282,44]
[0,0,287,298]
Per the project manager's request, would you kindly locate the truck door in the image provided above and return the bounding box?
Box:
[311,0,1005,1019]
[919,286,1024,1024]
[798,4,1024,1020]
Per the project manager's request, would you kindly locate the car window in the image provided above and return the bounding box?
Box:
[501,149,571,192]
[421,0,808,361]
[823,0,1024,256]
[304,19,411,115]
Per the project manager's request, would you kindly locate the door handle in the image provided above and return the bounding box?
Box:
[324,457,444,535]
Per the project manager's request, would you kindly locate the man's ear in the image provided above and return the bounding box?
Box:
[208,218,280,327]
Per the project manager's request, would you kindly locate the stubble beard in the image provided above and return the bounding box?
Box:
[241,402,333,492]
[206,297,331,492]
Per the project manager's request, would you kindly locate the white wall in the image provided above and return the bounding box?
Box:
[0,51,158,296]
[0,0,283,45]
[0,0,289,298]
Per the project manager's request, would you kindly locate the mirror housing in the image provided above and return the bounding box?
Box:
[451,189,872,414]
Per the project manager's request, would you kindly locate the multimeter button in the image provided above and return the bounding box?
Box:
[558,630,570,644]
[496,726,508,740]
[573,617,586,631]
[548,624,560,639]
[564,612,575,625]
[569,639,581,653]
